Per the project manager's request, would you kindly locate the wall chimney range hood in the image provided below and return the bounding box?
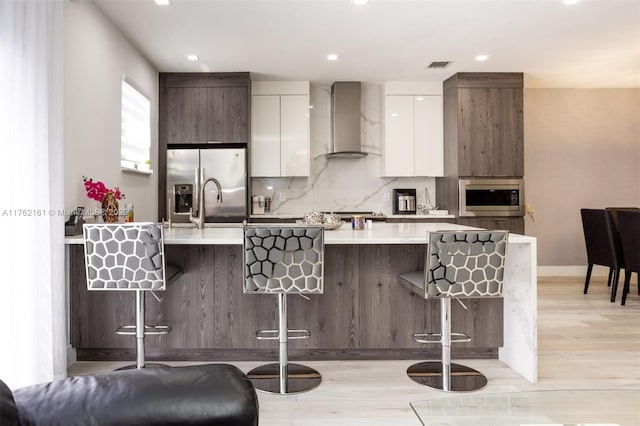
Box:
[316,82,373,159]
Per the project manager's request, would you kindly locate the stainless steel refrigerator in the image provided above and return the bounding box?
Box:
[167,147,247,223]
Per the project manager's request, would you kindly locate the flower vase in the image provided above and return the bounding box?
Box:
[101,192,119,223]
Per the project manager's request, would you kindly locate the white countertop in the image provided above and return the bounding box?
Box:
[386,214,455,219]
[65,223,534,245]
[249,213,456,220]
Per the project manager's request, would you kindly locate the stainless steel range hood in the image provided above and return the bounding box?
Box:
[316,82,371,159]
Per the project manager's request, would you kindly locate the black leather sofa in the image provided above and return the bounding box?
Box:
[0,364,258,426]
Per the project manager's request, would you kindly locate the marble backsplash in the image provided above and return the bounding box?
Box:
[251,82,438,215]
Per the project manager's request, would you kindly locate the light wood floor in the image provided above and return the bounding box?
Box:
[68,276,640,425]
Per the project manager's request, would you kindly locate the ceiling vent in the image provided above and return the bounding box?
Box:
[427,61,452,69]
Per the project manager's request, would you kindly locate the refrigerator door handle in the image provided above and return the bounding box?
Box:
[194,167,201,215]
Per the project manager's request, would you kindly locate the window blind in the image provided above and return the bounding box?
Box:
[121,80,151,173]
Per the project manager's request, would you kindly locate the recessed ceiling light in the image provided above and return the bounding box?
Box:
[354,0,369,5]
[308,105,314,109]
[561,0,580,4]
[475,54,491,62]
[415,97,424,101]
[327,54,339,61]
[187,54,199,61]
[391,113,399,118]
[154,0,170,5]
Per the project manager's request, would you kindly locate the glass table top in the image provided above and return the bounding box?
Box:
[410,389,640,426]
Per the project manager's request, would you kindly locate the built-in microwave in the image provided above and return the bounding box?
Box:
[458,178,524,217]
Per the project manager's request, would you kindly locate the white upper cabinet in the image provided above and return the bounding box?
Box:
[383,82,443,177]
[251,81,310,177]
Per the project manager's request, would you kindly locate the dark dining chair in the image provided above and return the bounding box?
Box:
[580,209,624,302]
[616,210,640,305]
[605,207,640,230]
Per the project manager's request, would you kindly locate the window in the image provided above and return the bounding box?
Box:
[121,79,152,174]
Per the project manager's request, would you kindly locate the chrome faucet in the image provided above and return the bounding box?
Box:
[190,177,223,229]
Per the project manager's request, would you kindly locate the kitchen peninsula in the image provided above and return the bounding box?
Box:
[65,223,537,383]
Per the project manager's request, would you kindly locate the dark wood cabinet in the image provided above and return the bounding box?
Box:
[456,217,525,234]
[437,73,526,234]
[70,244,502,361]
[457,87,523,177]
[206,86,249,143]
[161,73,249,145]
[166,87,208,143]
[442,72,524,178]
[158,72,250,220]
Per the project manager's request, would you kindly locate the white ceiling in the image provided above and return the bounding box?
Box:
[92,0,640,88]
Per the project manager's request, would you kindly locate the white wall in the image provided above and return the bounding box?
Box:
[524,88,640,267]
[64,1,158,221]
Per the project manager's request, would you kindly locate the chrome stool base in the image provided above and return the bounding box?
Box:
[247,363,321,394]
[115,363,169,371]
[407,361,488,392]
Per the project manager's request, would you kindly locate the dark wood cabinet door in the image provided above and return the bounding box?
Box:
[457,217,525,234]
[457,88,524,177]
[166,87,208,144]
[206,86,249,143]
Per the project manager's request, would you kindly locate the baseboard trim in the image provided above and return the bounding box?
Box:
[76,348,498,362]
[67,345,77,367]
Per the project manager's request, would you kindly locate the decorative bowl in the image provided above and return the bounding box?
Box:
[296,219,344,230]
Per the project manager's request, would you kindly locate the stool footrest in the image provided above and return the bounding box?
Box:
[256,328,310,340]
[115,325,171,336]
[413,332,471,344]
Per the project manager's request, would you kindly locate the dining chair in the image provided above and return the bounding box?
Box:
[605,207,640,230]
[616,210,640,305]
[580,209,624,302]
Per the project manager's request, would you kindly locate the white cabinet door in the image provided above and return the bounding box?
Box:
[280,95,310,176]
[414,95,443,177]
[251,95,280,177]
[384,95,415,176]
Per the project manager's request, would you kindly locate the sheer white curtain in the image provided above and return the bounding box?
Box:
[0,0,66,388]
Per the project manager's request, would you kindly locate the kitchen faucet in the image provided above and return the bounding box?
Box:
[190,177,223,229]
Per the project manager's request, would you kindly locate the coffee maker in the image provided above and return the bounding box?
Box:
[393,189,416,215]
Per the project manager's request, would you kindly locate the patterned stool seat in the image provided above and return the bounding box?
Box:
[243,226,324,394]
[399,230,508,392]
[83,223,182,369]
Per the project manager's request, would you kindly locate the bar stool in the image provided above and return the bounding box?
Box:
[243,225,324,394]
[83,223,182,369]
[398,230,508,392]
